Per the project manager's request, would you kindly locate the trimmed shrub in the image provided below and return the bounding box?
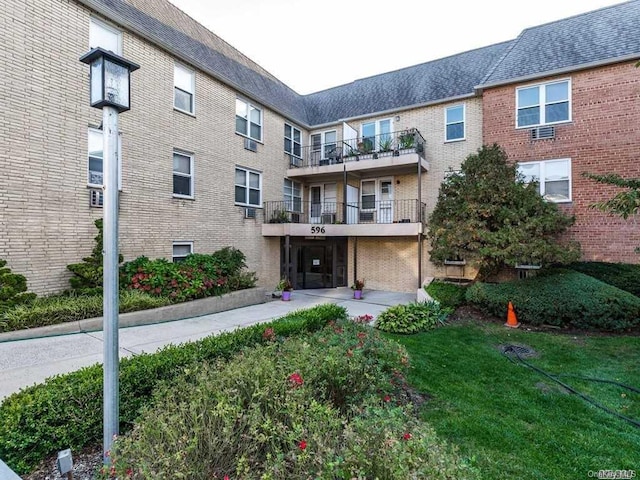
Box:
[375,301,451,334]
[120,247,256,302]
[1,291,171,333]
[0,259,36,315]
[0,304,347,474]
[104,323,476,480]
[466,269,640,331]
[569,261,640,297]
[426,281,468,309]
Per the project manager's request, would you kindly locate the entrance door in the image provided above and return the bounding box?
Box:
[288,238,347,289]
[310,186,322,224]
[379,179,393,223]
[303,245,330,288]
[346,185,359,224]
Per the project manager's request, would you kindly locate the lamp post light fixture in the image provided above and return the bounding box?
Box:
[79,47,139,464]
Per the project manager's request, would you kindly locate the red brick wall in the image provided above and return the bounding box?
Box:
[482,62,640,263]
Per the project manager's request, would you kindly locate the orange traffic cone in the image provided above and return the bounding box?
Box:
[505,301,520,328]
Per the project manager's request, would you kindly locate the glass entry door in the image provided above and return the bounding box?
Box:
[298,245,332,289]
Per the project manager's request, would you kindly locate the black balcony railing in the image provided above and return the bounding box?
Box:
[264,200,426,225]
[288,128,426,168]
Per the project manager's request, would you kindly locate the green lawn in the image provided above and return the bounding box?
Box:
[388,321,640,479]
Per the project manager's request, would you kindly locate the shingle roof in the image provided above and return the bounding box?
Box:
[303,42,513,126]
[82,0,640,127]
[479,0,640,87]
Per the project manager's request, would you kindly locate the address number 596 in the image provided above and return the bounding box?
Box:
[311,226,326,234]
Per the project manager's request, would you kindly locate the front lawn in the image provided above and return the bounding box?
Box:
[390,321,640,479]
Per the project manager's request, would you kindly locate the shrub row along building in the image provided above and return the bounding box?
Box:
[2,0,639,294]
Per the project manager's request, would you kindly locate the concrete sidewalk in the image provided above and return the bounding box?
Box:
[0,288,414,401]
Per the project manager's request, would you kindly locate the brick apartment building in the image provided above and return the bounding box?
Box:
[1,0,639,295]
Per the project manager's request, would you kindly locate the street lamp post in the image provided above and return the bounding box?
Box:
[79,47,139,463]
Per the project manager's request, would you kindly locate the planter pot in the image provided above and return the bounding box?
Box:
[282,290,292,301]
[353,290,363,300]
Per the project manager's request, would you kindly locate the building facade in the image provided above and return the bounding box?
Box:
[1,0,639,295]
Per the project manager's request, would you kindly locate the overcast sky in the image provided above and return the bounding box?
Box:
[167,0,625,94]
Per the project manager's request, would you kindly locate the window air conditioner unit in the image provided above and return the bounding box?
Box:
[321,213,335,224]
[89,189,103,208]
[530,126,555,140]
[244,138,258,152]
[359,212,374,222]
[244,207,256,219]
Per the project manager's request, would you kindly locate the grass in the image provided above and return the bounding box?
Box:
[388,321,640,479]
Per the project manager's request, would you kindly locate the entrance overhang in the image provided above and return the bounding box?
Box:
[263,222,423,237]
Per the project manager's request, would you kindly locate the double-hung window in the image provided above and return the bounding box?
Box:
[88,128,122,189]
[517,159,571,203]
[235,99,262,141]
[173,151,194,198]
[516,80,570,127]
[284,123,302,158]
[172,242,193,263]
[235,167,262,207]
[361,180,376,210]
[310,130,337,163]
[89,17,122,54]
[284,179,302,212]
[445,105,465,141]
[174,63,195,114]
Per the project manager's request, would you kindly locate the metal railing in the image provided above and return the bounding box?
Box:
[288,128,426,168]
[264,200,426,225]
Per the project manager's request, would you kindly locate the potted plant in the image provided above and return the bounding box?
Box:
[398,130,416,150]
[351,279,365,300]
[277,277,293,301]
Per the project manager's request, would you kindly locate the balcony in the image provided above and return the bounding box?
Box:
[262,200,426,237]
[286,128,429,181]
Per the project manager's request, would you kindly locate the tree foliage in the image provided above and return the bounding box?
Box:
[582,172,640,219]
[0,259,36,313]
[428,144,580,280]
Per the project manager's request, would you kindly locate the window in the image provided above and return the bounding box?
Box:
[516,80,570,127]
[87,128,122,189]
[235,167,262,207]
[173,151,194,198]
[445,105,465,141]
[310,130,337,162]
[284,123,302,158]
[517,158,571,202]
[235,98,262,141]
[361,180,376,210]
[172,242,193,263]
[362,119,392,151]
[174,64,195,114]
[89,17,122,54]
[284,179,302,212]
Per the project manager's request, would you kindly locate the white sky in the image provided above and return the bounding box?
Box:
[168,0,625,94]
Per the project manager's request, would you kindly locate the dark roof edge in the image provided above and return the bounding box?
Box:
[475,53,640,91]
[76,0,312,127]
[309,93,478,129]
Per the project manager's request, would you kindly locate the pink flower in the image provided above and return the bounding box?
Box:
[288,372,304,387]
[224,476,230,480]
[384,395,391,402]
[299,440,307,450]
[403,432,412,440]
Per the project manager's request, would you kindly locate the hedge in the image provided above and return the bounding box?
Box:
[466,269,640,331]
[568,261,640,297]
[425,281,468,310]
[0,303,347,474]
[375,301,451,334]
[1,290,171,333]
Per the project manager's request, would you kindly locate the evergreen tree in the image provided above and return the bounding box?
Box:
[428,144,580,280]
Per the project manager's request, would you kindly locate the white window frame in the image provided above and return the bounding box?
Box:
[89,17,122,54]
[284,123,302,159]
[173,150,194,199]
[517,158,572,203]
[516,79,571,128]
[235,98,263,142]
[360,118,393,150]
[88,128,122,190]
[172,242,193,263]
[310,130,337,161]
[445,104,465,142]
[284,178,302,212]
[174,63,195,115]
[235,167,262,207]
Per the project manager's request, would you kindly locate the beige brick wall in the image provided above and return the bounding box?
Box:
[0,0,293,294]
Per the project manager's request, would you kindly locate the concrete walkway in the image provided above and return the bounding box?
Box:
[0,288,414,401]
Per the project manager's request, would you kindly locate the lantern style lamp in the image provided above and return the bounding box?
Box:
[80,47,140,112]
[79,46,139,466]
